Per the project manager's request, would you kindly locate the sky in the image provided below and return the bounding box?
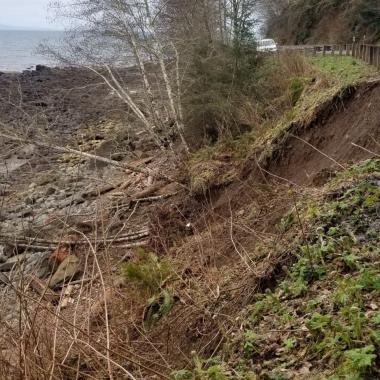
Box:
[0,0,60,29]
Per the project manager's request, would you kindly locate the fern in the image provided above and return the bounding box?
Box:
[342,345,376,373]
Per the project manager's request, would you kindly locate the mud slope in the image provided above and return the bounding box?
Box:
[269,80,380,185]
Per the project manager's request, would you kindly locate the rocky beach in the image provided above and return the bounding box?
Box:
[0,66,184,352]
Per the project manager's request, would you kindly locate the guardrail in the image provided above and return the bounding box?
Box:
[280,44,380,70]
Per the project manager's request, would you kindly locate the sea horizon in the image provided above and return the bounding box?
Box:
[0,30,63,72]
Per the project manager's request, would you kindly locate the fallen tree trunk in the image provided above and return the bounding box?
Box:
[0,230,150,248]
[0,131,187,187]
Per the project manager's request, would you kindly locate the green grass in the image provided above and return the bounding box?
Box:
[310,56,378,85]
[250,55,377,164]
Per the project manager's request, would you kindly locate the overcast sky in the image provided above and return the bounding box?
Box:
[0,0,60,29]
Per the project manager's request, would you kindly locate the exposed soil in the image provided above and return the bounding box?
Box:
[268,80,380,186]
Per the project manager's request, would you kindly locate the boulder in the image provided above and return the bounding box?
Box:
[0,272,10,285]
[24,251,52,279]
[45,186,58,196]
[35,65,49,73]
[48,255,80,289]
[0,253,32,272]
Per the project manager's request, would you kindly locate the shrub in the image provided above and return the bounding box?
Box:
[183,41,260,145]
[120,248,174,293]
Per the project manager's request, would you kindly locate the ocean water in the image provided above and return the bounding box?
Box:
[0,30,63,72]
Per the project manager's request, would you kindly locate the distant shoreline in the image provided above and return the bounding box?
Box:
[0,30,63,72]
[0,65,57,74]
[0,24,63,32]
[0,29,63,32]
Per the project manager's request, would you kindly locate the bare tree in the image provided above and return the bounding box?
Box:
[47,0,190,152]
[45,0,261,151]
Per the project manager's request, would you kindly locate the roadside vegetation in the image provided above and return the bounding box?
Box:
[188,52,377,194]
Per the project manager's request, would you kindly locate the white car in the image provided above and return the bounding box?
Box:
[257,39,278,52]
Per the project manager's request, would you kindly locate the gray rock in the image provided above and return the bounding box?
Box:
[369,179,380,188]
[0,185,11,197]
[0,253,32,272]
[0,272,10,285]
[18,144,37,159]
[45,186,57,196]
[24,251,52,279]
[24,196,36,205]
[48,255,80,288]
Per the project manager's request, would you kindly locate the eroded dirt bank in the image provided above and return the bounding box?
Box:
[267,80,380,186]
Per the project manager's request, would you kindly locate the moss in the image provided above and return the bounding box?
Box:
[188,159,232,194]
[187,134,256,193]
